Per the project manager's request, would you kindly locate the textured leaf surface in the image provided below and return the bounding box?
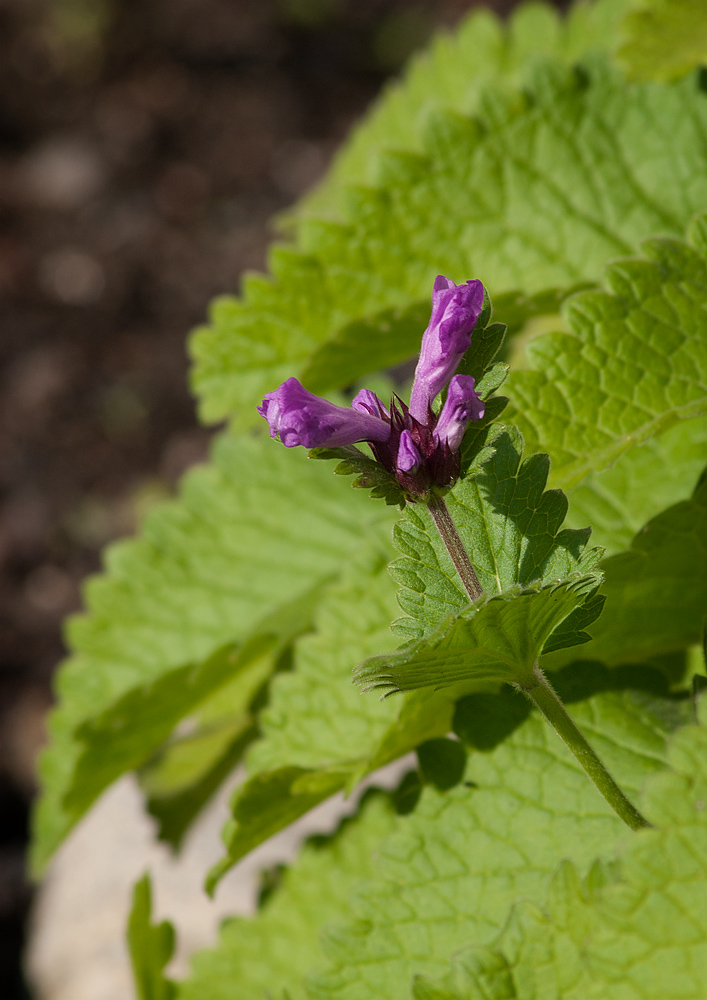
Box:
[617,0,707,83]
[307,690,687,1000]
[298,0,631,222]
[248,538,401,773]
[32,434,394,874]
[391,427,601,640]
[191,61,707,429]
[415,709,707,999]
[209,538,457,888]
[565,414,707,555]
[505,221,707,490]
[177,793,397,1000]
[358,575,602,696]
[128,874,176,1000]
[546,465,707,670]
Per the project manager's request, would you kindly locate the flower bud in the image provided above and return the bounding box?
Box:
[408,276,484,422]
[258,377,390,448]
[396,429,422,473]
[434,375,485,451]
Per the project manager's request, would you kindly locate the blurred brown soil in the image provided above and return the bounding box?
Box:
[0,0,559,995]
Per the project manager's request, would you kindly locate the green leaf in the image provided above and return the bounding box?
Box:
[208,537,457,889]
[309,444,406,508]
[505,221,707,491]
[64,640,265,819]
[128,874,176,1000]
[177,792,398,1000]
[306,689,689,1000]
[415,709,707,999]
[546,463,707,670]
[565,414,707,555]
[616,0,707,83]
[391,427,602,640]
[32,434,395,875]
[205,765,350,895]
[295,0,632,223]
[140,715,258,849]
[246,538,402,774]
[191,59,707,430]
[357,576,602,696]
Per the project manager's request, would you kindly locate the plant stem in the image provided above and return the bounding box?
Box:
[427,495,647,832]
[427,493,483,602]
[524,665,650,831]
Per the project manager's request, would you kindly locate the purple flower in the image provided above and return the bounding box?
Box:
[397,430,421,474]
[434,375,485,451]
[258,377,390,448]
[409,276,484,422]
[352,389,390,421]
[258,275,486,499]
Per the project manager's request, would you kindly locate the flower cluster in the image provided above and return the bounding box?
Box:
[258,276,486,498]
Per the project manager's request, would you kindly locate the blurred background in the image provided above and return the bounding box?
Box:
[0,0,567,995]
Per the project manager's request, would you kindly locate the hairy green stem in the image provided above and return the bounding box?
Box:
[524,665,651,831]
[427,492,647,831]
[427,493,483,602]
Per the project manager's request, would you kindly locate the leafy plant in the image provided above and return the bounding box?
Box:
[616,0,707,83]
[30,2,707,999]
[413,707,707,999]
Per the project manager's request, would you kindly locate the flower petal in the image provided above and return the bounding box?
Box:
[258,378,390,448]
[352,389,390,421]
[409,277,485,421]
[434,375,485,451]
[397,429,422,473]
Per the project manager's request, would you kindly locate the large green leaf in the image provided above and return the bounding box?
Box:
[32,434,394,874]
[207,536,457,891]
[546,465,707,670]
[505,221,707,491]
[191,60,707,430]
[177,792,398,1000]
[247,535,401,774]
[565,414,707,555]
[413,707,707,999]
[616,0,707,83]
[297,0,632,223]
[306,690,690,1000]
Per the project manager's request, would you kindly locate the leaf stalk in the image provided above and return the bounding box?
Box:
[427,492,483,602]
[523,665,650,831]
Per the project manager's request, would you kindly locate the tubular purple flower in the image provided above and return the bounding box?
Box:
[258,377,391,448]
[434,375,485,451]
[397,430,421,473]
[352,388,390,421]
[408,276,485,422]
[258,274,489,501]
